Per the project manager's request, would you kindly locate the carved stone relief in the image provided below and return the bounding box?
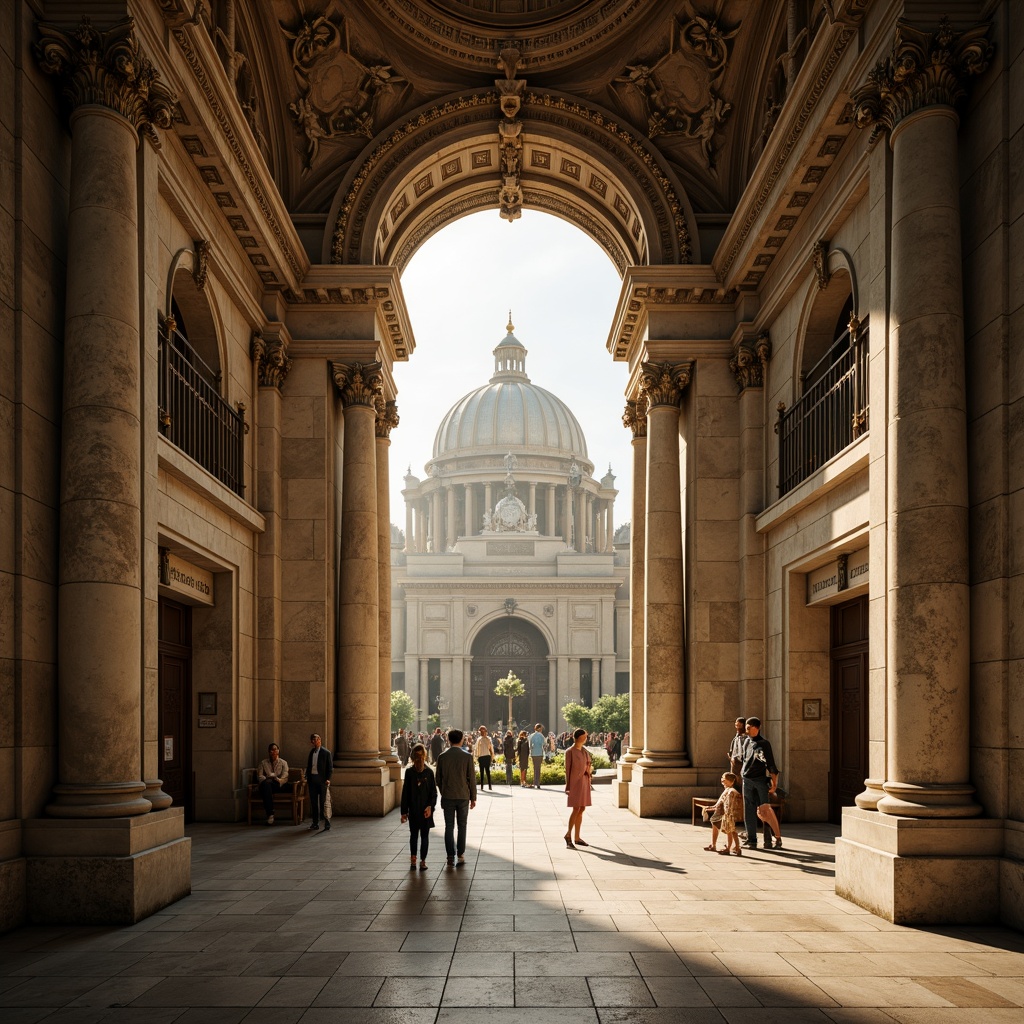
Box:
[730,331,771,392]
[611,4,739,170]
[251,330,291,390]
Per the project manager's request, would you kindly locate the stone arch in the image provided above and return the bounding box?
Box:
[324,89,699,273]
[169,265,224,391]
[796,246,860,389]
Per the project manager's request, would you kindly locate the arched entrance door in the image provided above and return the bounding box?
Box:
[470,617,550,733]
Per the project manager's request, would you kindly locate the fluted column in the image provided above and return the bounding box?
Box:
[431,489,442,552]
[546,484,556,536]
[446,486,456,548]
[639,362,691,768]
[465,483,474,536]
[621,400,647,765]
[331,362,385,770]
[851,18,990,819]
[376,400,401,781]
[36,18,175,818]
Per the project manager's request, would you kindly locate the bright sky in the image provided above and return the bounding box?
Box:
[390,209,633,535]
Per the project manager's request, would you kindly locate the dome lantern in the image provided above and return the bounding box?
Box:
[491,311,528,382]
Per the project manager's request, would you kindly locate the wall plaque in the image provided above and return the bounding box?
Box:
[486,541,534,556]
[162,552,215,607]
[807,548,868,606]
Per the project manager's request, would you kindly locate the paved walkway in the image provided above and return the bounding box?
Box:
[3,783,1024,1023]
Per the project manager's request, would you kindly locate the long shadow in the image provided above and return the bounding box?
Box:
[584,847,688,874]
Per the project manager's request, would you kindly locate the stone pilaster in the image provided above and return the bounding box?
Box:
[331,362,389,813]
[376,400,401,787]
[629,363,698,817]
[836,17,997,924]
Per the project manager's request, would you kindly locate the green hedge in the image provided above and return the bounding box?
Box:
[483,750,611,786]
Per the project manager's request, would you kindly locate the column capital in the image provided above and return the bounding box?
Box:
[331,360,383,408]
[622,399,647,438]
[851,17,992,142]
[35,16,177,145]
[375,399,400,438]
[251,330,291,389]
[730,331,771,392]
[640,360,693,410]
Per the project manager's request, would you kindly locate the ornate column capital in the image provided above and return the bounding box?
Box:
[35,16,177,145]
[375,399,400,438]
[851,17,992,141]
[640,360,693,410]
[730,331,772,392]
[622,400,648,438]
[331,360,383,408]
[251,331,291,390]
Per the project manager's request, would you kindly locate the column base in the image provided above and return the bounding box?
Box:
[877,780,983,818]
[614,760,633,808]
[332,766,397,816]
[627,763,699,817]
[836,806,1002,925]
[382,754,402,784]
[23,808,190,925]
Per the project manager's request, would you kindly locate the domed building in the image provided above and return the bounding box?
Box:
[393,321,629,732]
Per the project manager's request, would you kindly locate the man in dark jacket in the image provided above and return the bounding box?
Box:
[429,727,444,764]
[435,729,476,866]
[306,733,333,832]
[740,717,782,849]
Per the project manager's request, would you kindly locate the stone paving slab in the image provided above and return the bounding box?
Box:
[2,785,1023,1022]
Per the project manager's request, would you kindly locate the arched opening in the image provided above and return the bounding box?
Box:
[470,616,550,732]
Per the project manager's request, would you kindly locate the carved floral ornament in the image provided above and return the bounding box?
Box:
[331,360,384,409]
[851,17,993,143]
[251,331,291,390]
[622,400,648,438]
[35,16,177,146]
[375,398,400,438]
[730,332,772,392]
[640,360,693,410]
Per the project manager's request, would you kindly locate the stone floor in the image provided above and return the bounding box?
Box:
[3,782,1024,1023]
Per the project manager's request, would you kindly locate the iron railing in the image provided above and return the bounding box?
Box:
[777,316,868,496]
[158,321,246,497]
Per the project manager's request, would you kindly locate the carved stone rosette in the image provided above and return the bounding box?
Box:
[35,17,177,145]
[375,399,400,439]
[622,399,648,438]
[640,361,693,410]
[251,331,291,390]
[331,360,384,409]
[730,332,772,392]
[851,17,993,141]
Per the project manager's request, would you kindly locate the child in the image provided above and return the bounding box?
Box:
[703,771,743,855]
[400,743,437,870]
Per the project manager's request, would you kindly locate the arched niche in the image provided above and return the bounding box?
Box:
[797,246,860,390]
[323,90,699,273]
[169,266,224,391]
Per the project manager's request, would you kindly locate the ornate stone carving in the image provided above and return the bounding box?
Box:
[331,360,384,408]
[851,17,993,142]
[280,9,406,172]
[496,42,526,222]
[375,399,400,438]
[811,239,830,290]
[192,238,211,291]
[35,17,177,146]
[611,5,738,169]
[730,331,772,392]
[640,361,693,410]
[251,331,291,390]
[622,400,648,438]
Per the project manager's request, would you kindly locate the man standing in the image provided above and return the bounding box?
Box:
[396,728,410,768]
[529,723,546,788]
[256,742,288,825]
[740,717,782,850]
[728,716,747,777]
[306,733,333,832]
[429,727,444,765]
[435,729,476,866]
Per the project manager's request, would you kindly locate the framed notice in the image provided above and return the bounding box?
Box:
[802,698,822,721]
[198,692,217,715]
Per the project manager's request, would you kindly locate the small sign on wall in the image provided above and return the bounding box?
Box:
[198,718,217,728]
[164,736,174,761]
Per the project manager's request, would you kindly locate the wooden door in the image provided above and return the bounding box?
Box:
[158,598,193,820]
[830,596,868,823]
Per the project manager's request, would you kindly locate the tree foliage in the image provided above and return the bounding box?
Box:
[560,701,597,733]
[493,670,525,728]
[561,693,629,735]
[390,690,418,731]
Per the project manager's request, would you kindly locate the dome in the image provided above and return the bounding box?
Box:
[432,319,589,460]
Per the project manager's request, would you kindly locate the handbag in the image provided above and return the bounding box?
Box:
[324,785,333,820]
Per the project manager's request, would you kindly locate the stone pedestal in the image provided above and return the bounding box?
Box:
[332,767,397,816]
[627,764,700,817]
[24,809,190,925]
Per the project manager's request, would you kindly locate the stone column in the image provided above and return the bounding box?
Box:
[465,483,474,537]
[562,486,572,545]
[405,497,413,553]
[431,489,442,552]
[484,482,492,522]
[446,486,456,548]
[546,484,556,536]
[376,400,401,783]
[836,18,996,924]
[331,362,390,813]
[621,400,647,768]
[574,490,586,551]
[606,499,615,552]
[528,481,536,519]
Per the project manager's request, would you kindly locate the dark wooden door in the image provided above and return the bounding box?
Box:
[159,598,193,820]
[830,596,868,823]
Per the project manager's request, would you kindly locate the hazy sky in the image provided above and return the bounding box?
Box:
[389,209,633,534]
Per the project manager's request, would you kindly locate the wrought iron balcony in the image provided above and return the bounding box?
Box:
[158,321,246,497]
[777,316,869,497]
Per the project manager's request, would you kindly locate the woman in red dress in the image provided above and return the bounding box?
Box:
[563,728,592,848]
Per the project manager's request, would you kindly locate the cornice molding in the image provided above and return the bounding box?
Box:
[35,16,177,146]
[851,17,993,142]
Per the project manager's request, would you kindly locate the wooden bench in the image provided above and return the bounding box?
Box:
[692,794,785,840]
[247,767,307,825]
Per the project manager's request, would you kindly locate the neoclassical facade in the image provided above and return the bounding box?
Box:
[393,322,629,733]
[1,0,1022,930]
